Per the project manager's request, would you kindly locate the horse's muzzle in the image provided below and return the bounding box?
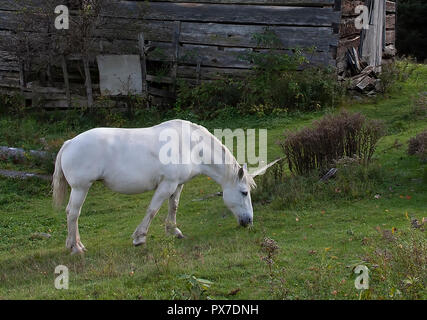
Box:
[239,216,253,227]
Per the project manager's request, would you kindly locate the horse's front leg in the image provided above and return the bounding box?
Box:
[165,184,185,239]
[132,181,178,246]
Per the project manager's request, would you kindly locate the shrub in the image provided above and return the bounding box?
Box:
[278,111,385,175]
[408,130,427,161]
[0,93,26,115]
[379,58,418,94]
[175,31,345,120]
[175,79,242,120]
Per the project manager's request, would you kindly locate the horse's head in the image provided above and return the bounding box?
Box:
[222,164,255,227]
[221,159,282,227]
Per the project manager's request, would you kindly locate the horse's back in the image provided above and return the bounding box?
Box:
[59,122,199,194]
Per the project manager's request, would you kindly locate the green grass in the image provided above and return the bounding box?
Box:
[0,64,426,300]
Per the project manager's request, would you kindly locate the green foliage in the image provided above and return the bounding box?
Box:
[379,58,418,94]
[0,93,26,116]
[173,275,214,300]
[175,79,242,120]
[175,31,345,120]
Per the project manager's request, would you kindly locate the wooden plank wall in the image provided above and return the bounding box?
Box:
[0,0,342,96]
[337,0,396,75]
[97,0,341,86]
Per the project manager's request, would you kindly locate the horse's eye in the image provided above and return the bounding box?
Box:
[241,191,248,197]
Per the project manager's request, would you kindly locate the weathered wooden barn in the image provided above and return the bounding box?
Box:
[0,0,397,107]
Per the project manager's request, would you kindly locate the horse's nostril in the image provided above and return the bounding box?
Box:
[239,216,251,227]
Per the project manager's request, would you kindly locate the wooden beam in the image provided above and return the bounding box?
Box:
[105,2,341,26]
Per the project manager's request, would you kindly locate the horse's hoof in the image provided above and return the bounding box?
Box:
[176,232,185,239]
[70,245,85,255]
[167,226,185,239]
[77,241,87,252]
[133,236,146,247]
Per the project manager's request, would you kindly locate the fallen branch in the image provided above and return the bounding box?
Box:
[0,169,51,181]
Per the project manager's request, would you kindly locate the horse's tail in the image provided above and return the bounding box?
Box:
[52,141,70,209]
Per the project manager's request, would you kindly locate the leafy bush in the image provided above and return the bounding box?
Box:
[278,111,385,175]
[0,93,26,115]
[175,79,242,120]
[408,130,427,161]
[379,58,418,94]
[175,31,345,120]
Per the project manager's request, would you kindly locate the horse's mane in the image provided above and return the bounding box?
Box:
[191,122,257,190]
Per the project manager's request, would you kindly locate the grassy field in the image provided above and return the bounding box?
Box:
[0,64,426,300]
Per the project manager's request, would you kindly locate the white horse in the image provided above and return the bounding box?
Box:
[52,119,279,254]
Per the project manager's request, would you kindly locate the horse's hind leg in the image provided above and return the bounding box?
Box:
[66,186,89,255]
[165,184,185,239]
[133,181,178,246]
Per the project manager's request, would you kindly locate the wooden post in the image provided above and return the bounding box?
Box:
[61,55,71,108]
[83,55,93,108]
[138,32,148,95]
[171,21,181,93]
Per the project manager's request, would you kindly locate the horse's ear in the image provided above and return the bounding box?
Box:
[238,166,245,180]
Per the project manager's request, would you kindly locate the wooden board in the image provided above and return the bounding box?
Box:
[105,2,341,26]
[0,0,336,11]
[97,21,337,52]
[147,0,335,5]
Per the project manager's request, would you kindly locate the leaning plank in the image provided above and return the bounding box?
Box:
[337,36,360,61]
[105,2,341,26]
